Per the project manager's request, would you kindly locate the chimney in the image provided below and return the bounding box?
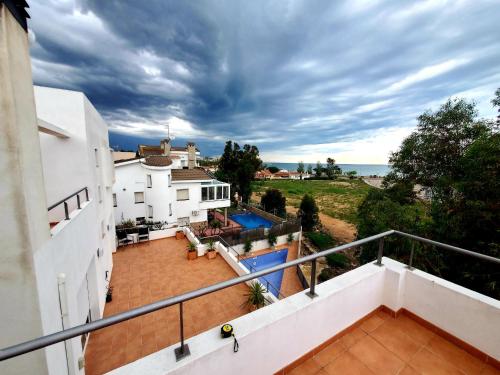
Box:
[187,142,196,169]
[160,138,171,156]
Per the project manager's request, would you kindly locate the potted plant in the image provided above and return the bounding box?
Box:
[267,232,277,250]
[287,233,294,245]
[244,282,269,311]
[106,286,113,303]
[210,219,222,235]
[243,238,253,254]
[205,239,217,260]
[176,230,185,240]
[187,242,197,260]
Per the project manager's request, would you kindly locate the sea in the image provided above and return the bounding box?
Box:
[265,162,391,177]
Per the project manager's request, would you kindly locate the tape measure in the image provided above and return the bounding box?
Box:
[220,324,239,352]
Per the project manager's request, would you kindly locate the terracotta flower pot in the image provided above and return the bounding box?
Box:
[206,250,217,260]
[187,250,197,260]
[176,231,185,240]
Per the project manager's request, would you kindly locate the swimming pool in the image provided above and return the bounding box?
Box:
[230,212,273,230]
[240,249,288,298]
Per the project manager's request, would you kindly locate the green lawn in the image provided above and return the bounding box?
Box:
[251,178,373,224]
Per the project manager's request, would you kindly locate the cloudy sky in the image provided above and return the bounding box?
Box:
[28,0,500,163]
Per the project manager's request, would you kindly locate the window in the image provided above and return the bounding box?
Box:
[148,205,153,218]
[136,217,145,225]
[169,203,172,216]
[98,185,102,203]
[147,174,152,188]
[216,186,223,200]
[94,148,99,167]
[201,187,208,201]
[223,186,229,199]
[112,193,117,207]
[134,192,144,203]
[208,186,215,200]
[176,189,189,201]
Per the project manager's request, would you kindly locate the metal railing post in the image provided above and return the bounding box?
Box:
[64,202,69,220]
[77,194,81,209]
[85,188,89,201]
[306,259,318,298]
[375,238,384,266]
[407,242,415,270]
[266,281,270,293]
[174,302,190,361]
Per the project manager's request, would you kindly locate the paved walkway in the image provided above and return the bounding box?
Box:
[85,237,249,375]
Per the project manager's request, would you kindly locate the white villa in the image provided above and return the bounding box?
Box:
[113,139,231,230]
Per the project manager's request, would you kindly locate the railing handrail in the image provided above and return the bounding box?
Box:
[1,229,499,362]
[47,187,89,211]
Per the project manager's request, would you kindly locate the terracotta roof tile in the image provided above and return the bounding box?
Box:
[171,168,212,181]
[142,156,173,167]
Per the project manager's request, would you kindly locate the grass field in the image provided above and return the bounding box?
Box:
[252,178,373,225]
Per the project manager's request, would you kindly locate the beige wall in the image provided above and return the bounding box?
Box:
[0,5,50,374]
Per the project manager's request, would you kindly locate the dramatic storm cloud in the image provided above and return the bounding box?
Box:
[28,0,500,162]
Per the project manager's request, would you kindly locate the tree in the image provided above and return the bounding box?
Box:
[298,194,319,231]
[267,166,279,174]
[307,164,313,175]
[216,141,262,203]
[325,157,342,179]
[492,87,500,125]
[374,95,499,298]
[297,161,305,180]
[260,189,286,217]
[314,161,322,177]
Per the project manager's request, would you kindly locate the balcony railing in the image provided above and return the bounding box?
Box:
[0,230,498,363]
[47,187,89,220]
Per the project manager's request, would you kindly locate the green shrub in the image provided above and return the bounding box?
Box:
[326,253,349,268]
[306,231,334,250]
[318,268,334,283]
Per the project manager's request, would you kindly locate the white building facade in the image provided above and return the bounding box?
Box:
[113,151,231,229]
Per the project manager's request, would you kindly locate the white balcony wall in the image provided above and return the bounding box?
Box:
[172,182,208,224]
[110,258,500,375]
[34,200,112,375]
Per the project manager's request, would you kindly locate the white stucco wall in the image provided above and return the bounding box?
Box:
[109,258,500,375]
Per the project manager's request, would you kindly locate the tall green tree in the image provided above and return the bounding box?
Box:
[260,189,286,217]
[216,141,262,202]
[314,161,322,177]
[325,157,342,179]
[377,95,499,298]
[298,194,319,231]
[492,87,500,125]
[307,164,313,175]
[297,161,305,180]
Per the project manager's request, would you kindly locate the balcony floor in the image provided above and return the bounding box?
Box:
[84,237,251,375]
[285,310,498,375]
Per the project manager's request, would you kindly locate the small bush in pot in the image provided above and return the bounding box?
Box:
[244,282,269,311]
[287,233,294,245]
[244,238,253,254]
[106,286,113,303]
[267,232,277,249]
[187,242,197,260]
[206,239,217,260]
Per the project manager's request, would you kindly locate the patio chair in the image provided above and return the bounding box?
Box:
[138,226,149,242]
[116,230,133,247]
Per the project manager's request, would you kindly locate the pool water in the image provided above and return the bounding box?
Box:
[240,249,288,298]
[230,212,273,230]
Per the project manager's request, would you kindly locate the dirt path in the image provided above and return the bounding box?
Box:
[286,206,356,243]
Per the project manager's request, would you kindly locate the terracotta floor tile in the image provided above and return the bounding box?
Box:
[370,322,422,362]
[313,340,345,367]
[409,348,463,375]
[289,358,322,375]
[340,327,367,349]
[349,335,405,375]
[360,314,385,333]
[323,351,374,375]
[398,365,420,375]
[481,365,500,375]
[426,335,485,375]
[391,315,435,345]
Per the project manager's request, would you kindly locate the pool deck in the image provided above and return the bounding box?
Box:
[240,241,305,298]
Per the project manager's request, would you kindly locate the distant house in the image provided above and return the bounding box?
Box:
[255,169,273,179]
[113,140,231,228]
